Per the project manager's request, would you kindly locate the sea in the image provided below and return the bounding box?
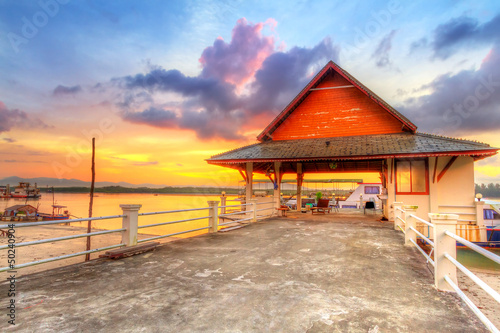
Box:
[1,193,499,271]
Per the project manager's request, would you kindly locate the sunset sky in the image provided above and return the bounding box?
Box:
[1,0,499,187]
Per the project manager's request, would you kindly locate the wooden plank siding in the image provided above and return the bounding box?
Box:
[271,72,405,140]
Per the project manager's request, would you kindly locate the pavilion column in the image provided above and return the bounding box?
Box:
[296,163,303,211]
[428,157,439,213]
[274,161,282,209]
[386,158,396,222]
[245,162,253,203]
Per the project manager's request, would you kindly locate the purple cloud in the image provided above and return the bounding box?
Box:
[0,101,49,134]
[53,85,83,96]
[372,30,397,68]
[116,19,340,141]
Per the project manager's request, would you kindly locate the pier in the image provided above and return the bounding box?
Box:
[1,211,490,332]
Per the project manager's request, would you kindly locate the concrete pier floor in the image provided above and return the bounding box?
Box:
[3,212,487,332]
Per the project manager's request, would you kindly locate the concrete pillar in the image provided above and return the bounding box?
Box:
[430,213,458,292]
[296,163,303,211]
[245,162,253,203]
[386,158,396,221]
[393,202,403,231]
[404,206,418,246]
[428,157,439,217]
[207,201,219,233]
[475,201,487,242]
[273,161,282,209]
[120,204,142,246]
[249,199,258,222]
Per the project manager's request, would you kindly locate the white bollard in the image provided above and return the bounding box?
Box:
[429,213,459,292]
[404,206,418,246]
[207,201,219,233]
[120,204,142,246]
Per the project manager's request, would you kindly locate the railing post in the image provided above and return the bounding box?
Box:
[404,205,418,246]
[393,202,403,231]
[429,213,458,292]
[120,204,141,246]
[249,199,258,222]
[207,201,219,233]
[475,201,487,242]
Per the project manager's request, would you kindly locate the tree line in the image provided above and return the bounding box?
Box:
[475,183,500,198]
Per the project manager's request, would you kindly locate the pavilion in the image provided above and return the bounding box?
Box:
[207,61,498,228]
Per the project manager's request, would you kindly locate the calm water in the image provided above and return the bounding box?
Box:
[0,193,238,238]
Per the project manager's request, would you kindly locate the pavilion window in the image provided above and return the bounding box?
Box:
[395,159,428,194]
[364,186,380,194]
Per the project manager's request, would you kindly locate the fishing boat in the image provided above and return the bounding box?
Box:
[37,205,71,221]
[10,182,41,199]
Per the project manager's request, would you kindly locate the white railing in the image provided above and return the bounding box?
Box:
[0,199,275,274]
[392,203,500,332]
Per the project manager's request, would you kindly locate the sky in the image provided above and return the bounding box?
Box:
[0,0,499,187]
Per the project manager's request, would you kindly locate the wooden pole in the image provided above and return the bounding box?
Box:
[85,138,95,261]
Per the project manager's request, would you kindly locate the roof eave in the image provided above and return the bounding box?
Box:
[206,148,499,165]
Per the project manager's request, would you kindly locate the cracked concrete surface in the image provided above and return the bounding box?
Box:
[2,212,488,332]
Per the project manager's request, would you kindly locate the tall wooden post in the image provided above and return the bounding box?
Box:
[430,213,458,291]
[85,138,95,261]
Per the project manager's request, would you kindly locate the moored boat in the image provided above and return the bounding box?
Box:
[10,182,41,199]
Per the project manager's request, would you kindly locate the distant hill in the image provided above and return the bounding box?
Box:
[0,176,168,188]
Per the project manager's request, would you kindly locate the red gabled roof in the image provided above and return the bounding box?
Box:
[257,61,417,142]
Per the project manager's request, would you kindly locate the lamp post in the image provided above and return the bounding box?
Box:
[476,193,483,201]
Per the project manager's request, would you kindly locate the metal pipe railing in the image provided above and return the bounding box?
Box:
[444,253,500,304]
[409,226,434,247]
[137,226,211,243]
[396,207,405,212]
[218,217,253,227]
[397,216,405,224]
[138,216,210,229]
[138,207,209,216]
[218,210,247,218]
[0,214,125,229]
[409,214,434,228]
[409,238,435,267]
[0,243,126,273]
[0,228,125,250]
[444,231,500,265]
[444,276,499,333]
[397,224,405,234]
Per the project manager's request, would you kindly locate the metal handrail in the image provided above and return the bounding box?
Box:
[444,276,499,333]
[396,207,405,212]
[397,224,405,233]
[256,201,274,205]
[138,207,209,216]
[138,216,211,229]
[409,226,434,247]
[0,243,126,273]
[444,253,500,304]
[409,238,435,267]
[137,226,211,243]
[220,203,251,208]
[444,231,500,265]
[397,216,405,224]
[409,214,434,228]
[438,205,475,208]
[256,208,272,212]
[0,228,125,250]
[218,210,248,218]
[219,217,253,226]
[0,214,125,229]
